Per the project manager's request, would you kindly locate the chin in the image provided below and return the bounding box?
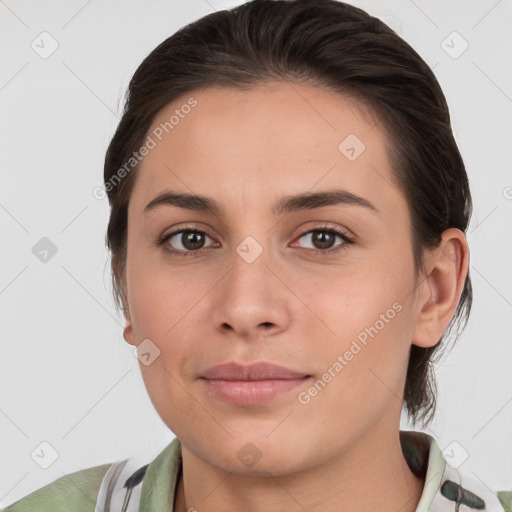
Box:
[205,433,310,475]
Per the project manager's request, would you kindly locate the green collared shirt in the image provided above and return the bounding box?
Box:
[2,430,509,511]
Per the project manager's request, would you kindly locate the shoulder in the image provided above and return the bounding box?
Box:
[498,492,512,512]
[1,462,112,512]
[0,438,181,512]
[400,430,510,512]
[430,447,510,512]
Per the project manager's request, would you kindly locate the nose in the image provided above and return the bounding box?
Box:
[210,243,292,341]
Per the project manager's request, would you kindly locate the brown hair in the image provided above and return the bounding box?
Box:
[103,0,472,427]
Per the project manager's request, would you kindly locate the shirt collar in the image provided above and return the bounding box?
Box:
[137,430,451,512]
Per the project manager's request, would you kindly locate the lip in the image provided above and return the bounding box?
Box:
[200,362,311,406]
[201,361,309,380]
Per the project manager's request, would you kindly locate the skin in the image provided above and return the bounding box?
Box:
[121,81,469,512]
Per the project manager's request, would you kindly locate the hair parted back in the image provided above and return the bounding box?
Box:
[103,0,473,428]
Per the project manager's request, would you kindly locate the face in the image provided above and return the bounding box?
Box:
[122,81,426,475]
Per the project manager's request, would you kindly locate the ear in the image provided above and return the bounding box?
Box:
[113,254,136,347]
[123,308,136,347]
[411,228,469,348]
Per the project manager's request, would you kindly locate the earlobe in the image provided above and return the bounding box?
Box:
[123,320,136,346]
[113,257,135,346]
[122,306,136,346]
[411,228,469,348]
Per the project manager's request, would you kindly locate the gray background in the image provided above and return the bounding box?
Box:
[1,0,511,507]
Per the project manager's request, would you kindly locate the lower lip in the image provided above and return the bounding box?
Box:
[200,377,310,406]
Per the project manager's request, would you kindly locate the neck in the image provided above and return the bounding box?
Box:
[174,423,425,512]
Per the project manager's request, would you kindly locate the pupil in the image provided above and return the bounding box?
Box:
[313,231,334,249]
[183,231,204,250]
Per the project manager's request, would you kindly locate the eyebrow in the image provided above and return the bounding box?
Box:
[144,189,378,216]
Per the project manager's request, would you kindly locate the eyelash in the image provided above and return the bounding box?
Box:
[157,224,354,257]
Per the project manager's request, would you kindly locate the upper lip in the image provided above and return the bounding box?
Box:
[201,362,309,381]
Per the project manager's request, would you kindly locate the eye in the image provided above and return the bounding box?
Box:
[157,224,354,257]
[294,226,354,254]
[158,228,216,255]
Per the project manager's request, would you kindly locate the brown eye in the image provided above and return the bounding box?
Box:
[308,231,336,250]
[158,225,353,257]
[296,228,352,252]
[179,231,206,251]
[160,229,215,254]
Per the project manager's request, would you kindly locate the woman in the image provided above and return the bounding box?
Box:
[3,0,508,511]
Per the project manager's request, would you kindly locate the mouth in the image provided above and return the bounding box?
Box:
[199,361,312,406]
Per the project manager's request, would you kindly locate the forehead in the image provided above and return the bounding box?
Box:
[130,81,404,219]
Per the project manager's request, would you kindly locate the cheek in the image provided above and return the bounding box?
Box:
[295,255,415,391]
[125,245,211,338]
[298,262,410,342]
[298,279,413,426]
